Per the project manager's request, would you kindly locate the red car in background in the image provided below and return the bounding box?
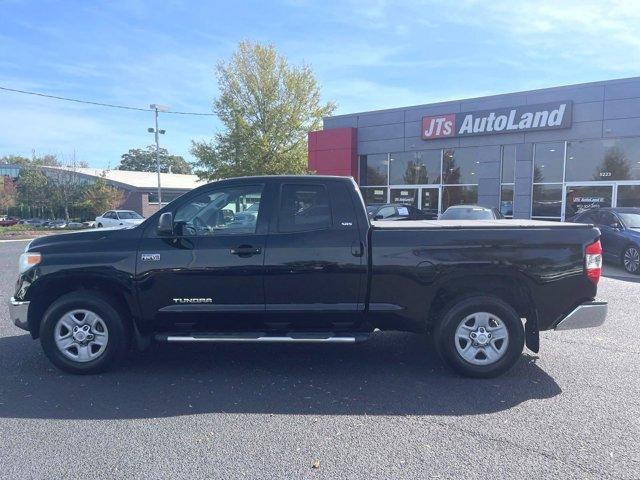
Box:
[0,217,20,227]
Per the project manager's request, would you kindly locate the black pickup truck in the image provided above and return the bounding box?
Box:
[9,176,607,377]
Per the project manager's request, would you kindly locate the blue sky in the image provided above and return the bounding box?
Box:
[1,0,639,168]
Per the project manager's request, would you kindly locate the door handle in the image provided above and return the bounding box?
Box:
[230,245,262,256]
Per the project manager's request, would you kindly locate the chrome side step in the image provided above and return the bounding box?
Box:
[155,332,371,344]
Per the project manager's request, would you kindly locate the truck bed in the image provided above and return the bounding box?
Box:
[371,219,592,229]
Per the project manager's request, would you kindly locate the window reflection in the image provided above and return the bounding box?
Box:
[533,142,564,183]
[359,154,388,186]
[389,150,441,185]
[532,184,562,217]
[442,185,478,210]
[442,148,482,185]
[566,138,640,182]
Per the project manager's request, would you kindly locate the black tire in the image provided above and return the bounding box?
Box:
[435,296,525,378]
[39,291,130,374]
[97,223,103,228]
[622,245,640,275]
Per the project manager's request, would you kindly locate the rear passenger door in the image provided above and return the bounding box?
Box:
[263,180,366,329]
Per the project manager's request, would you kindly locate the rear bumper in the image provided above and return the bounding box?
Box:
[8,297,30,332]
[554,300,607,330]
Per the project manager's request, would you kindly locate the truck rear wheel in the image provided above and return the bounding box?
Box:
[40,292,130,374]
[435,296,525,378]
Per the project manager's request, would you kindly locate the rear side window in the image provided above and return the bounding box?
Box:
[377,206,396,218]
[278,184,331,232]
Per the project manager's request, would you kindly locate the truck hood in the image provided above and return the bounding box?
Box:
[27,225,141,251]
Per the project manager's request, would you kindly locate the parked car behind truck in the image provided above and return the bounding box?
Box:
[568,207,640,274]
[9,176,607,378]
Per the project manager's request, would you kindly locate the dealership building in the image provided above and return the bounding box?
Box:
[308,76,640,220]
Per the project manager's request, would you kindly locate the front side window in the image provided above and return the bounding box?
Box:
[173,185,263,236]
[619,212,640,228]
[278,184,331,232]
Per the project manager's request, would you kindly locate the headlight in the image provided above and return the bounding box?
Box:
[19,252,42,274]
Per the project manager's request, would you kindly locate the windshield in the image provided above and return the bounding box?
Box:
[366,205,378,214]
[619,212,640,228]
[118,211,143,219]
[441,208,495,220]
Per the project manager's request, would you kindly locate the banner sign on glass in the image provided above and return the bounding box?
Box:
[422,101,572,140]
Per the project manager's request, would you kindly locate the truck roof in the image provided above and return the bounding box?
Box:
[372,219,593,229]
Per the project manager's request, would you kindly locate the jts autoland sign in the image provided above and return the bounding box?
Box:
[421,101,572,140]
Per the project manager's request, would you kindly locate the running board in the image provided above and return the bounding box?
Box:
[155,332,371,344]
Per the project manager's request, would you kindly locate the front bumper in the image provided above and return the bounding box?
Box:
[8,297,30,331]
[554,300,608,330]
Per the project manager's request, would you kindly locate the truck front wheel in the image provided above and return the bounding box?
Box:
[39,292,130,374]
[435,296,525,378]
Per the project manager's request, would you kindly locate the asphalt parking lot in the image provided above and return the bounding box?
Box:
[0,239,638,479]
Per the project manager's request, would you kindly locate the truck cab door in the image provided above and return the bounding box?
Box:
[135,182,271,333]
[263,180,367,330]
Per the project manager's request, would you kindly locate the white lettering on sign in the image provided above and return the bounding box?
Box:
[423,102,571,140]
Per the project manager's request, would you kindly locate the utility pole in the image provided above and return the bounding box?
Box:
[149,104,168,205]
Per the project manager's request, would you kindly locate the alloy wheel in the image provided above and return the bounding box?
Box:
[623,247,640,274]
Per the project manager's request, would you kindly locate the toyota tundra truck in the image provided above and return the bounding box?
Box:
[8,176,608,377]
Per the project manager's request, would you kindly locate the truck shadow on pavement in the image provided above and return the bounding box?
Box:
[0,331,561,420]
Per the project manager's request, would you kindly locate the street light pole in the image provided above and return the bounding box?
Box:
[149,104,168,205]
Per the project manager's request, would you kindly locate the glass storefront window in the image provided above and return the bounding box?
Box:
[617,185,640,208]
[442,185,478,211]
[532,184,562,217]
[359,154,388,186]
[566,138,640,182]
[361,187,388,205]
[442,148,481,185]
[564,185,613,219]
[421,188,439,215]
[389,150,441,185]
[533,142,564,183]
[390,188,418,207]
[500,185,514,217]
[501,145,516,183]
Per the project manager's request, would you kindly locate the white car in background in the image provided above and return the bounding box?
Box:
[95,210,145,228]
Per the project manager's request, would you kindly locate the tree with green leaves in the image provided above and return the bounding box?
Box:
[0,176,17,214]
[118,146,192,174]
[1,152,61,167]
[44,159,88,221]
[81,175,123,217]
[16,168,53,218]
[192,41,336,180]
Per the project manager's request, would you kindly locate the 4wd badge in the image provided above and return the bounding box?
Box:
[141,253,160,261]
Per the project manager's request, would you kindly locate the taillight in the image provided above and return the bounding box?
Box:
[585,240,602,284]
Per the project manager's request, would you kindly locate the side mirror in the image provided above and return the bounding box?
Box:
[157,212,173,235]
[373,214,383,221]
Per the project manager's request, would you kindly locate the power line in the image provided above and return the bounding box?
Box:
[0,86,216,116]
